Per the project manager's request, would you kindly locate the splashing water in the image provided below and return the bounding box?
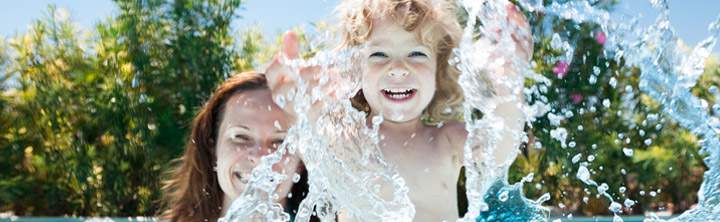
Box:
[219,0,720,221]
[221,33,416,221]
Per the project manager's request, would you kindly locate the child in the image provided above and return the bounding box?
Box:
[266,0,532,220]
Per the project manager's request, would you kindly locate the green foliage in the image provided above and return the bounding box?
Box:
[507,5,715,216]
[0,0,242,216]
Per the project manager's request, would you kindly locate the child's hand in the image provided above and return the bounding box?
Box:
[265,32,337,121]
[485,2,533,98]
[505,3,533,62]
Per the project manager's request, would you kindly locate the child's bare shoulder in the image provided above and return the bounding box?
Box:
[437,120,467,153]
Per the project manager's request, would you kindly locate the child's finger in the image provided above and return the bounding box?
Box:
[265,56,282,90]
[265,56,293,92]
[282,31,300,59]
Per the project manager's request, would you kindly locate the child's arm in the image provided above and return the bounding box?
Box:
[489,4,533,167]
[449,3,532,169]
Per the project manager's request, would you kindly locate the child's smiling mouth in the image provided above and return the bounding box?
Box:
[381,88,417,102]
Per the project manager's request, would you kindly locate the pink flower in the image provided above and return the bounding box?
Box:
[570,93,583,104]
[595,31,607,45]
[553,61,569,78]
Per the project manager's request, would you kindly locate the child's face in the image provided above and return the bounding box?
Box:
[361,19,437,122]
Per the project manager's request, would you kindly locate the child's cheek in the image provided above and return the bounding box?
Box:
[368,62,386,73]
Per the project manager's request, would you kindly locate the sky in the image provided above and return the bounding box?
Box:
[0,0,718,53]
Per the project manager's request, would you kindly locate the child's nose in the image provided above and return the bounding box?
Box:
[388,59,410,78]
[388,68,409,78]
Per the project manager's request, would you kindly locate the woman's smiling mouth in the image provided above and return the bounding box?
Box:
[381,88,417,102]
[233,170,250,184]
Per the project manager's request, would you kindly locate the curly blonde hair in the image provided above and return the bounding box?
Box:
[336,0,464,125]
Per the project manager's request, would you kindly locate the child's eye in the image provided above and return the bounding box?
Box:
[409,51,428,58]
[369,51,388,58]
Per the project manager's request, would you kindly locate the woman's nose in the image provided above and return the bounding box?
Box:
[246,146,262,164]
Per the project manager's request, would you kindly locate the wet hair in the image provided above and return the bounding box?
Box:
[336,0,464,124]
[159,72,309,221]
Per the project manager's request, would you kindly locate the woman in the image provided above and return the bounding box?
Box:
[160,72,309,221]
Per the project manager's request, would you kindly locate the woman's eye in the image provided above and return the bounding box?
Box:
[369,52,388,58]
[231,134,251,143]
[409,51,428,58]
[270,139,285,150]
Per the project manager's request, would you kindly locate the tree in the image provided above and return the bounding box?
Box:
[0,0,242,216]
[508,2,713,216]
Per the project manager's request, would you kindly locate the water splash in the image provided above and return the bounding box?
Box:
[221,31,416,221]
[220,0,720,221]
[514,0,720,220]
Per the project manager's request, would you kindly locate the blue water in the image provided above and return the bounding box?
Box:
[475,180,548,222]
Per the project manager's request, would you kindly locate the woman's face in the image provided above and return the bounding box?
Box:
[215,88,298,207]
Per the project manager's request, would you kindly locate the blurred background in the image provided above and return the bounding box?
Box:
[0,0,718,219]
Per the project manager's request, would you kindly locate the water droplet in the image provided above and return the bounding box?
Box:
[550,127,568,148]
[587,155,595,162]
[534,141,543,149]
[536,192,550,204]
[598,183,609,194]
[644,139,652,146]
[609,77,617,88]
[619,186,627,193]
[275,95,286,108]
[572,154,582,163]
[498,191,509,202]
[624,198,635,207]
[372,115,384,126]
[613,214,623,222]
[603,99,611,108]
[622,148,634,157]
[577,165,592,185]
[292,173,301,183]
[274,120,282,130]
[608,201,622,213]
